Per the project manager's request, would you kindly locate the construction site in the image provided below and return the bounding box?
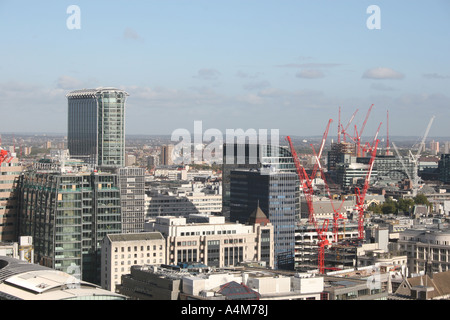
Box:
[287,104,437,275]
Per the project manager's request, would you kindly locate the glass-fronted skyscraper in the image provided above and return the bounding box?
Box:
[222,143,297,219]
[67,87,128,168]
[17,165,122,285]
[229,168,297,270]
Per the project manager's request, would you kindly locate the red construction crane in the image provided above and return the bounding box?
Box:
[355,139,379,240]
[340,108,358,143]
[0,148,13,165]
[338,107,341,143]
[311,119,333,180]
[356,104,374,157]
[362,122,382,155]
[310,144,346,243]
[286,121,333,274]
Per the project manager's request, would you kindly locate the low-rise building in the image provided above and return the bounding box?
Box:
[100,232,165,292]
[145,210,274,269]
[0,256,126,300]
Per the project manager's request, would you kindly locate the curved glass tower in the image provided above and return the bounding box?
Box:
[67,87,128,168]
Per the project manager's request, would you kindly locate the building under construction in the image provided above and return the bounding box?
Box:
[294,220,360,272]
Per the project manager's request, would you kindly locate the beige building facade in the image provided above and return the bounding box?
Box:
[145,213,274,269]
[100,232,166,292]
[0,156,22,242]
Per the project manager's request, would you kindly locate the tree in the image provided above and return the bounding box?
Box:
[414,194,430,207]
[397,198,415,214]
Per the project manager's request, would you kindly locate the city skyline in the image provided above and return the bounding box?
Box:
[0,1,449,138]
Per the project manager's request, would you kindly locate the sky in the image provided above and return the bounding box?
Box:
[0,0,449,139]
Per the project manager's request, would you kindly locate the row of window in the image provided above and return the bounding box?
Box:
[113,245,163,253]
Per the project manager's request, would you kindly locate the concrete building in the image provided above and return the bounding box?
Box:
[0,236,34,263]
[117,167,146,233]
[67,87,128,168]
[395,226,450,276]
[0,256,126,300]
[100,232,165,292]
[160,145,174,166]
[117,263,208,300]
[145,182,222,219]
[117,264,324,300]
[145,213,274,269]
[0,155,22,242]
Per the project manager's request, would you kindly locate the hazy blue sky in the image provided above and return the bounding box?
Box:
[0,0,449,138]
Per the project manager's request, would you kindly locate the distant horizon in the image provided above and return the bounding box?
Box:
[1,131,449,140]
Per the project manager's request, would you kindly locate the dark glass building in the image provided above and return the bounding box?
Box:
[222,143,297,219]
[67,87,128,168]
[229,168,297,270]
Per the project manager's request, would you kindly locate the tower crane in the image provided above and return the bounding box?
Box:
[355,104,374,157]
[354,139,379,240]
[286,120,333,274]
[392,116,435,197]
[340,108,359,143]
[0,148,13,165]
[362,122,382,155]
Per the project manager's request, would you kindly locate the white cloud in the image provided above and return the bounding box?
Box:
[296,69,325,79]
[362,67,404,80]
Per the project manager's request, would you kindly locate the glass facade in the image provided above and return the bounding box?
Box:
[67,88,128,168]
[229,169,297,270]
[18,170,122,285]
[222,143,297,218]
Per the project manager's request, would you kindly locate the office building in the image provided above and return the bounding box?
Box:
[229,169,297,270]
[145,181,222,219]
[67,87,128,168]
[439,154,450,184]
[17,161,122,285]
[0,155,22,242]
[396,226,450,276]
[100,232,165,292]
[145,213,274,269]
[160,145,174,166]
[117,167,146,233]
[222,143,297,219]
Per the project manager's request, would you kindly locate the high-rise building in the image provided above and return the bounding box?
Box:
[117,167,146,234]
[222,143,297,219]
[439,154,450,184]
[0,154,23,242]
[430,140,440,155]
[229,168,297,270]
[160,145,174,165]
[17,161,122,285]
[67,87,128,168]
